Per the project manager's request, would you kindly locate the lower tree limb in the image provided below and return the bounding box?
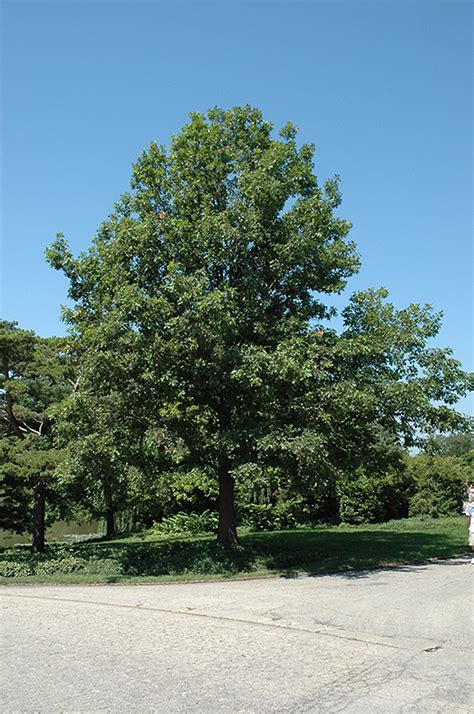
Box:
[32,480,46,553]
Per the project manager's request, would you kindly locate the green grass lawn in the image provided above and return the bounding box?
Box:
[0,516,468,585]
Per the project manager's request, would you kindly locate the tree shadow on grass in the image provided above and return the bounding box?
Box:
[77,528,466,578]
[1,526,467,580]
[241,528,467,577]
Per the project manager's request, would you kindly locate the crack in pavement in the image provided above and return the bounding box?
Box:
[0,591,440,652]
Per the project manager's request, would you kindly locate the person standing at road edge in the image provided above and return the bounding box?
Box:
[463,485,474,564]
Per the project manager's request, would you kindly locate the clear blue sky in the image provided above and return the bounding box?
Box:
[2,1,472,413]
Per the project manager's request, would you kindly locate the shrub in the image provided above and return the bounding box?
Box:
[239,504,275,531]
[151,510,218,536]
[0,544,124,578]
[84,557,123,576]
[408,455,467,518]
[238,498,312,531]
[338,468,409,525]
[0,560,33,577]
[34,555,88,575]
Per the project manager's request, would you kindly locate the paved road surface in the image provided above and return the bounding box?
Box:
[1,558,472,712]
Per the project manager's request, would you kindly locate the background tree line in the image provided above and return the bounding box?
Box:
[1,107,472,551]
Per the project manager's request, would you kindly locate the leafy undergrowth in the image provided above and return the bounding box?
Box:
[0,516,468,585]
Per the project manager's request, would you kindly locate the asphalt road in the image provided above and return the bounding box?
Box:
[1,558,472,713]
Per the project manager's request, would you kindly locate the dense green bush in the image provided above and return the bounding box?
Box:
[0,560,33,578]
[239,498,312,530]
[0,545,124,578]
[239,504,275,531]
[129,470,219,528]
[34,555,89,575]
[275,498,313,528]
[337,468,409,525]
[407,455,467,518]
[150,510,218,536]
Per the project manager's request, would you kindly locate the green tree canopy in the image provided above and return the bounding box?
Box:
[424,431,473,457]
[0,321,74,550]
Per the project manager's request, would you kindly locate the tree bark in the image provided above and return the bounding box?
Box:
[105,508,115,538]
[217,457,239,545]
[31,480,46,553]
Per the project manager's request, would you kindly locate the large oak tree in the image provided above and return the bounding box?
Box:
[46,106,470,544]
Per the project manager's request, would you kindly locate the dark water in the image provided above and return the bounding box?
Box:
[0,520,101,548]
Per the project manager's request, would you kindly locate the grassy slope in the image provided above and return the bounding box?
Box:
[0,516,468,585]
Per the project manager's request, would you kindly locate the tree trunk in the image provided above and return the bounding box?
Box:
[105,508,115,538]
[217,458,239,545]
[31,480,46,553]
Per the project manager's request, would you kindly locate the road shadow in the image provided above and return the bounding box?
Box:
[327,555,470,580]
